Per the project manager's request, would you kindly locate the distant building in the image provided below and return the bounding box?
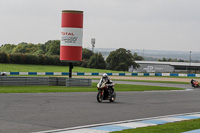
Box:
[132,61,200,73]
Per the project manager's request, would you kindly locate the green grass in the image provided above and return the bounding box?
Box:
[115,84,183,91]
[0,83,183,93]
[115,79,189,84]
[0,63,126,73]
[93,78,190,85]
[111,118,200,133]
[147,76,200,79]
[96,78,189,84]
[0,85,96,93]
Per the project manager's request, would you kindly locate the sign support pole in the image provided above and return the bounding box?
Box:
[69,62,73,78]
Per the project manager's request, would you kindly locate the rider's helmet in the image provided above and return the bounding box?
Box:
[102,73,108,79]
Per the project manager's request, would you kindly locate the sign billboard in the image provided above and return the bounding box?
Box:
[60,10,83,62]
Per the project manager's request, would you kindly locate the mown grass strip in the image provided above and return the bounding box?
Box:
[111,118,200,133]
[0,83,183,93]
[115,84,183,91]
[114,79,189,84]
[91,78,190,84]
[0,63,126,73]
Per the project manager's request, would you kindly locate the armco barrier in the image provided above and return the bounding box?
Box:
[0,76,92,87]
[66,78,92,87]
[0,76,49,86]
[1,72,200,77]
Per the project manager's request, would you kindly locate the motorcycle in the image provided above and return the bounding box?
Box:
[1,72,7,76]
[191,80,199,88]
[97,82,116,103]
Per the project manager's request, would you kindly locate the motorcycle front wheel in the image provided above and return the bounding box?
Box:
[109,92,116,102]
[97,91,103,103]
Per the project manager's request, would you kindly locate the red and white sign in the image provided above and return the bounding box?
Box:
[61,28,83,46]
[60,10,83,61]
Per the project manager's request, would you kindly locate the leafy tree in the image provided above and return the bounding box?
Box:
[177,59,185,62]
[45,40,60,55]
[133,52,144,61]
[158,57,166,61]
[80,48,94,67]
[0,44,16,53]
[34,43,46,55]
[34,49,44,55]
[87,52,106,69]
[106,48,139,71]
[11,43,38,54]
[158,57,186,62]
[11,45,24,53]
[82,48,94,60]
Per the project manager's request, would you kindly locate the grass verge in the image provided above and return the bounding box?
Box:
[92,78,189,84]
[111,118,200,133]
[0,83,183,93]
[0,63,126,73]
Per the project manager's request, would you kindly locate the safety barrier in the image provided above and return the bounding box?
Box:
[1,72,200,77]
[0,76,50,86]
[0,76,92,87]
[66,78,92,87]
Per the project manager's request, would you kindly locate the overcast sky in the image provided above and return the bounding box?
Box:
[0,0,200,51]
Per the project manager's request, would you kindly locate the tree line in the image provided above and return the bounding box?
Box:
[158,57,185,62]
[0,40,60,55]
[0,40,144,71]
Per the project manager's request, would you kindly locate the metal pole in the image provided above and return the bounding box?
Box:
[91,38,95,52]
[69,62,73,78]
[189,51,191,74]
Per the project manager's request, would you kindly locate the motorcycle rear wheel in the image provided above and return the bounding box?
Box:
[97,91,103,103]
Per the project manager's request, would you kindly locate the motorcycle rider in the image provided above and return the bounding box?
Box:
[1,72,7,76]
[191,79,194,86]
[191,79,199,88]
[98,73,114,92]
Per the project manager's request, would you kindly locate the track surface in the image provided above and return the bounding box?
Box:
[93,80,191,88]
[0,82,200,133]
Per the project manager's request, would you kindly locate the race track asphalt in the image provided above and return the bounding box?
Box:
[93,80,191,89]
[0,81,199,133]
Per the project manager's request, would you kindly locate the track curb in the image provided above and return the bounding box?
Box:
[33,112,200,133]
